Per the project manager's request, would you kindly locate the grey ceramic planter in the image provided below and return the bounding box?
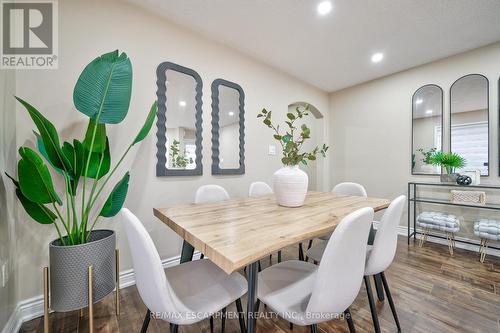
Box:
[440,173,459,183]
[49,230,116,312]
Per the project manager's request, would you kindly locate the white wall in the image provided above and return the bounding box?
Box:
[0,70,18,330]
[329,42,500,226]
[8,0,330,303]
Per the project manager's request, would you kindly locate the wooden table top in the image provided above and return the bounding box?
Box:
[154,191,390,274]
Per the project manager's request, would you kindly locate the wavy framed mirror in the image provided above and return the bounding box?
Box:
[155,62,203,176]
[211,79,245,175]
[450,74,489,176]
[411,84,443,175]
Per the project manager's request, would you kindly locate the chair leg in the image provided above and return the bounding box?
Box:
[344,308,356,333]
[221,307,226,333]
[289,322,293,330]
[210,316,214,333]
[310,324,318,333]
[170,323,178,333]
[380,272,401,332]
[255,300,261,313]
[364,276,381,333]
[305,239,313,261]
[141,309,151,333]
[269,254,273,264]
[278,250,282,263]
[374,274,385,301]
[200,253,205,259]
[235,298,246,333]
[258,260,262,272]
[299,243,304,261]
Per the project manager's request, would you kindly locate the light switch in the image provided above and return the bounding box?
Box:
[268,145,276,155]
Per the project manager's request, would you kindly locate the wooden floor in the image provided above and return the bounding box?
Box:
[21,236,500,333]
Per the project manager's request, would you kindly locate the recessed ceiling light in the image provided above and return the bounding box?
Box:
[228,111,235,116]
[179,101,186,107]
[371,52,384,63]
[425,109,433,114]
[317,1,332,15]
[415,99,423,105]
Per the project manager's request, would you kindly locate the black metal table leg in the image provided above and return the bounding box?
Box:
[180,240,195,263]
[246,262,259,333]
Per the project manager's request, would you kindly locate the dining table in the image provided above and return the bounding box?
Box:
[153,191,390,333]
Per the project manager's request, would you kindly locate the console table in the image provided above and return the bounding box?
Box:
[408,182,500,251]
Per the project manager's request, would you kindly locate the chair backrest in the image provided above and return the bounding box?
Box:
[332,182,367,197]
[121,208,182,315]
[248,181,273,197]
[307,207,374,315]
[365,195,406,276]
[195,185,230,203]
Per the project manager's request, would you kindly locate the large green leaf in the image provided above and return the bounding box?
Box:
[16,189,57,224]
[132,101,157,145]
[73,50,132,124]
[16,97,72,172]
[5,172,56,224]
[99,172,130,217]
[61,141,79,192]
[74,139,111,179]
[83,119,107,153]
[18,147,62,205]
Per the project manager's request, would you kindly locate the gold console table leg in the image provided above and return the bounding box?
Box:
[115,248,120,316]
[43,267,49,333]
[88,266,94,333]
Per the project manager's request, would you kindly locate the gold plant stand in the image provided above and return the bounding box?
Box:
[43,249,120,333]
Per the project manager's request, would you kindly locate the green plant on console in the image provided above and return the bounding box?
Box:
[5,50,157,246]
[427,151,466,174]
[257,105,329,166]
[169,139,193,168]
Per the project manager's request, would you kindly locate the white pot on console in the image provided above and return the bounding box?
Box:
[273,165,308,207]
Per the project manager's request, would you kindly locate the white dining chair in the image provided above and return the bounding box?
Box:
[256,207,374,333]
[363,195,406,333]
[248,181,273,197]
[195,184,230,203]
[121,208,247,333]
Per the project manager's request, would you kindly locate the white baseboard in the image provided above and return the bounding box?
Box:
[1,251,201,333]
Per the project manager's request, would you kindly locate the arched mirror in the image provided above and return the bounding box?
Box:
[450,74,489,176]
[411,84,443,175]
[155,62,203,176]
[211,79,245,175]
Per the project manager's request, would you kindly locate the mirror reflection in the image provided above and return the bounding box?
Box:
[412,85,443,174]
[165,69,197,170]
[450,74,489,175]
[218,85,241,169]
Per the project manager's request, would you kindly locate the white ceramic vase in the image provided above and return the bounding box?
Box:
[273,165,308,207]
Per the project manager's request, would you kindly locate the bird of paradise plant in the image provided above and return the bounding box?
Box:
[5,50,157,246]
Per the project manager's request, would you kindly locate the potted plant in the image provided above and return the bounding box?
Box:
[426,150,466,183]
[257,105,328,207]
[169,139,193,169]
[5,50,157,313]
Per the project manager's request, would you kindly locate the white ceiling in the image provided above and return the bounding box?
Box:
[127,0,500,92]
